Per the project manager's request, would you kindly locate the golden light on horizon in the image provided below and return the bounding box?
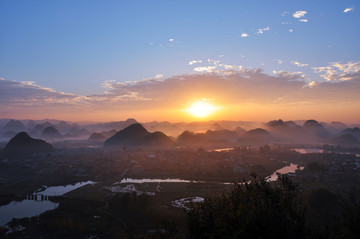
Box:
[186,100,217,118]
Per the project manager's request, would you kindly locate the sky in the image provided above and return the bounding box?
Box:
[1,0,360,123]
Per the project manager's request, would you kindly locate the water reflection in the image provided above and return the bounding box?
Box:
[0,181,95,226]
[293,148,323,154]
[36,180,95,196]
[119,178,204,183]
[0,200,58,226]
[266,163,304,182]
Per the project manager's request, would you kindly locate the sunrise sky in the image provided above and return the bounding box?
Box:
[1,0,360,123]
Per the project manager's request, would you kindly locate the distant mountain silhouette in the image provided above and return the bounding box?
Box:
[303,120,331,138]
[284,121,298,127]
[303,120,323,128]
[177,130,201,145]
[64,127,89,138]
[102,129,117,138]
[104,123,173,148]
[88,132,106,141]
[2,119,26,132]
[239,128,272,145]
[329,134,359,146]
[204,129,238,142]
[56,121,79,132]
[323,121,348,134]
[41,126,63,139]
[210,123,224,130]
[1,131,18,139]
[265,119,289,128]
[31,122,56,137]
[243,128,270,137]
[135,131,174,147]
[26,120,37,129]
[105,123,149,146]
[234,126,247,136]
[340,127,360,139]
[86,118,138,132]
[329,121,347,129]
[2,132,53,157]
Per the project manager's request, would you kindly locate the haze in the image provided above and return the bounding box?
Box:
[1,1,360,123]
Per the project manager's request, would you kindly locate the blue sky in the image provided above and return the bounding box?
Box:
[1,0,360,122]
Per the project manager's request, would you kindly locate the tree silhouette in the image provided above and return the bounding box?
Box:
[187,173,305,239]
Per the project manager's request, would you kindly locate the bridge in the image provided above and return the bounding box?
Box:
[26,194,50,201]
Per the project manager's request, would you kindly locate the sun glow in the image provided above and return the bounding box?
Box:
[186,100,217,118]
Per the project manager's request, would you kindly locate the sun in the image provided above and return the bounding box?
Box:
[186,100,217,118]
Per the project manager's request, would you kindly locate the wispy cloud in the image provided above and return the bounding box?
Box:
[293,10,307,18]
[273,70,306,80]
[189,60,202,65]
[257,27,270,34]
[193,66,217,73]
[343,7,354,13]
[169,38,175,42]
[2,61,360,120]
[241,33,249,38]
[313,61,360,81]
[299,19,308,23]
[143,74,164,81]
[292,61,309,67]
[289,29,294,32]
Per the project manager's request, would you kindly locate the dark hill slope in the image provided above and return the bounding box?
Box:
[104,123,173,148]
[2,132,53,157]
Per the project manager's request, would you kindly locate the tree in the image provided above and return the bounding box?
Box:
[187,173,305,239]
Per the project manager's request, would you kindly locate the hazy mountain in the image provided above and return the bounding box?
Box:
[1,131,18,139]
[329,121,347,129]
[303,120,331,139]
[265,119,289,128]
[2,119,26,132]
[105,123,149,146]
[32,122,56,133]
[88,132,106,141]
[323,121,348,134]
[85,118,138,132]
[234,126,247,136]
[176,130,202,145]
[340,127,360,139]
[102,129,117,138]
[41,126,63,139]
[134,131,174,147]
[2,132,53,157]
[329,134,359,146]
[143,121,181,136]
[204,129,238,142]
[0,119,11,128]
[210,123,224,130]
[26,120,37,129]
[56,121,79,132]
[239,128,272,145]
[63,127,90,138]
[243,128,270,138]
[104,123,173,148]
[284,121,298,127]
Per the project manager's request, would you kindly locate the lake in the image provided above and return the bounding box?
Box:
[0,181,95,226]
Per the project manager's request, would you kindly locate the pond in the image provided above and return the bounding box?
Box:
[0,181,95,226]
